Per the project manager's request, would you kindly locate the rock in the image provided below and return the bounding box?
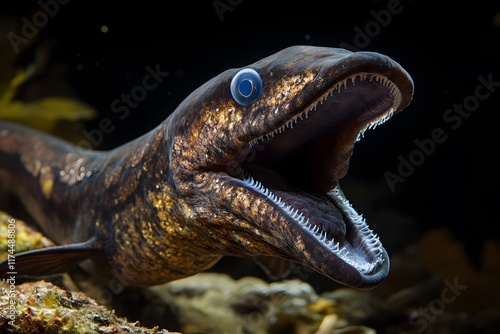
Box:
[151,273,319,334]
[0,211,179,334]
[0,280,179,334]
[149,272,375,334]
[0,211,55,258]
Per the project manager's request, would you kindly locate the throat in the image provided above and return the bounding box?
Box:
[243,158,335,195]
[242,128,348,194]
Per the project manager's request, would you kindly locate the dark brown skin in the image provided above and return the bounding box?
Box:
[0,46,413,288]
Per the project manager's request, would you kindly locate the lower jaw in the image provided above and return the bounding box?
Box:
[241,173,383,272]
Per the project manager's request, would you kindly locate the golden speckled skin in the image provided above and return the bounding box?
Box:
[0,46,413,288]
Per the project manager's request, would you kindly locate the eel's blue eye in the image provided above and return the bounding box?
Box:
[230,68,262,106]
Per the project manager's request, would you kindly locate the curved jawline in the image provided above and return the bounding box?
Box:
[239,176,387,275]
[223,72,402,287]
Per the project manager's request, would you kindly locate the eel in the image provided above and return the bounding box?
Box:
[0,45,413,289]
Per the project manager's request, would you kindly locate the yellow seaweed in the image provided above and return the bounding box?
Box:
[0,69,97,138]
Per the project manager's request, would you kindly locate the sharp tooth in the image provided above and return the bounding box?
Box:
[243,72,398,275]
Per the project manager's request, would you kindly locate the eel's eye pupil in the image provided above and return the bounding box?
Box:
[239,79,253,97]
[230,68,262,106]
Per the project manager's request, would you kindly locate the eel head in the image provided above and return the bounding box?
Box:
[169,45,413,289]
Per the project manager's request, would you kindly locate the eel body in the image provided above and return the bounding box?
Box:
[0,45,413,288]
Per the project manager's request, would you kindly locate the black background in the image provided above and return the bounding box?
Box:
[1,0,500,307]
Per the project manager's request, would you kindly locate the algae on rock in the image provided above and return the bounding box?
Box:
[0,280,178,334]
[0,212,179,334]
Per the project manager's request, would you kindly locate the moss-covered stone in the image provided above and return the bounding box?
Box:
[149,272,369,334]
[0,212,180,334]
[0,280,178,334]
[0,211,54,261]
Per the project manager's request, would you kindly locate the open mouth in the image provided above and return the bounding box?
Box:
[231,72,403,278]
